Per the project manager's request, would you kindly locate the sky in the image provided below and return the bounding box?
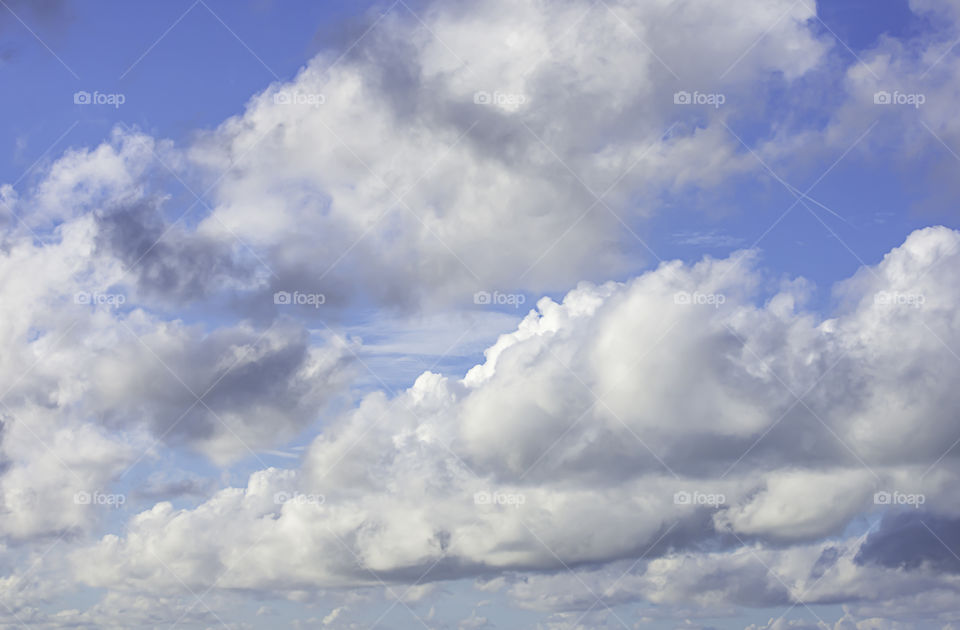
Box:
[1,0,960,628]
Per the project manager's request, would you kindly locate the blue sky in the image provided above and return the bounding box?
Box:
[1,1,369,168]
[2,0,960,628]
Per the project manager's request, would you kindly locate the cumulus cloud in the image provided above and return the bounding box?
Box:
[3,0,832,317]
[0,129,359,471]
[68,228,960,623]
[172,0,829,309]
[3,0,960,626]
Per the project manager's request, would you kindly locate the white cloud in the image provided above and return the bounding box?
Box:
[2,0,960,626]
[66,228,960,622]
[180,0,828,307]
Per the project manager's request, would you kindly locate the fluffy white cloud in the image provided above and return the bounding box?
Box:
[3,0,960,626]
[69,228,960,623]
[178,0,829,308]
[0,137,360,570]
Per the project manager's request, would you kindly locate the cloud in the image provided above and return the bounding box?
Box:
[68,228,960,620]
[2,0,960,626]
[714,469,876,542]
[855,511,960,574]
[174,0,829,309]
[77,316,356,464]
[0,421,137,541]
[0,128,361,469]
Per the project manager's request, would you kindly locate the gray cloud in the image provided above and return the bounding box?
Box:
[92,199,255,304]
[856,511,960,574]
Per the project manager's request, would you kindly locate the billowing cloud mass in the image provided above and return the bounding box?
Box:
[182,0,828,306]
[1,0,960,627]
[2,0,832,314]
[68,227,960,624]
